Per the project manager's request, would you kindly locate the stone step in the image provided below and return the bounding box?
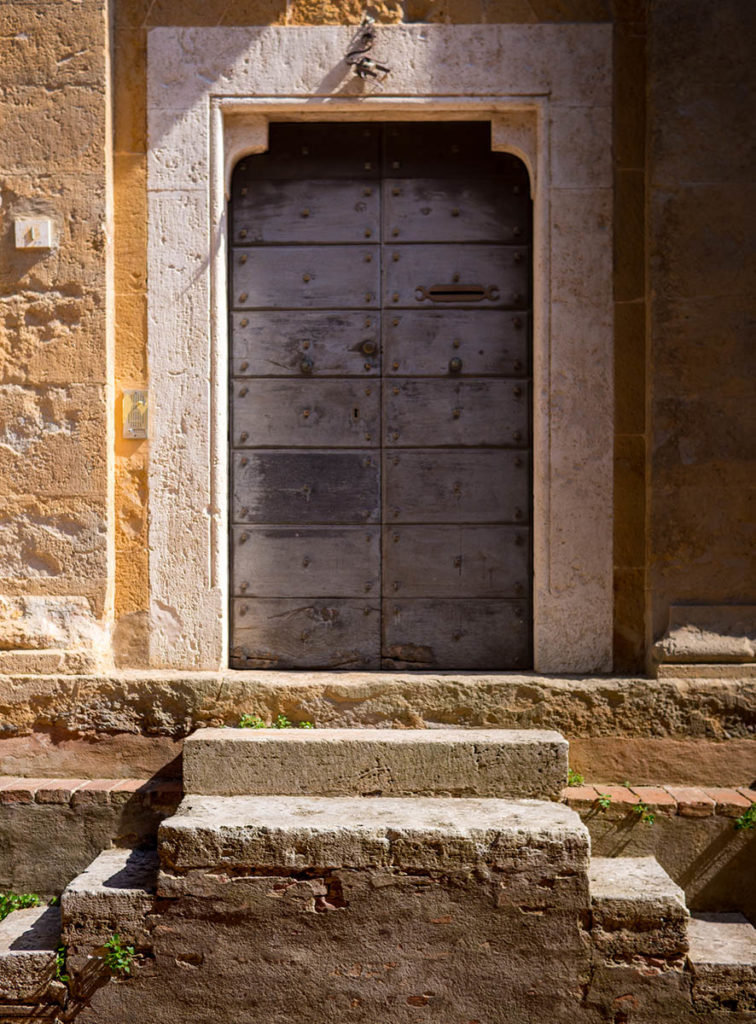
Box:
[61,847,159,953]
[158,794,588,895]
[589,856,689,958]
[0,904,60,1003]
[688,913,756,1013]
[182,727,568,799]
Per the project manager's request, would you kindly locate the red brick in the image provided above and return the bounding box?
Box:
[71,779,120,806]
[736,787,756,805]
[663,786,715,817]
[0,779,48,804]
[629,786,677,814]
[563,785,600,811]
[109,778,150,805]
[703,788,752,818]
[0,776,20,790]
[594,785,637,807]
[35,779,87,804]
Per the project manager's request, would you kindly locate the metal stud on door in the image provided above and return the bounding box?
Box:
[229,122,532,669]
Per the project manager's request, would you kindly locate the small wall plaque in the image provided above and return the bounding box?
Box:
[123,390,148,439]
[14,217,53,249]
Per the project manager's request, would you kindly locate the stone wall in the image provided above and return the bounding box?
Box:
[0,0,113,671]
[0,0,752,675]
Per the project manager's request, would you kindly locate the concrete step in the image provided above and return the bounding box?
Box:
[61,847,159,953]
[688,913,756,1012]
[182,726,568,799]
[0,904,60,1003]
[589,856,689,958]
[158,794,588,893]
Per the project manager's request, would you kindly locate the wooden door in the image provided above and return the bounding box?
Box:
[229,123,532,670]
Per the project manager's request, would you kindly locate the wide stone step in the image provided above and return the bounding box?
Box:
[159,794,588,886]
[182,727,568,799]
[589,856,689,958]
[61,847,159,953]
[0,904,60,1003]
[688,913,756,1012]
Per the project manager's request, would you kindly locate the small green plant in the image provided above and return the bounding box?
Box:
[239,712,314,729]
[103,934,135,976]
[55,944,69,984]
[597,793,612,811]
[239,713,266,728]
[0,892,40,921]
[567,768,585,787]
[632,800,656,827]
[734,802,756,832]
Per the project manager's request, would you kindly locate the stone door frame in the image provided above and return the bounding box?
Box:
[146,25,614,672]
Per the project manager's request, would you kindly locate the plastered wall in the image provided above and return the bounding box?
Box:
[0,0,752,674]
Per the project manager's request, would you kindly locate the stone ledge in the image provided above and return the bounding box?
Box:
[183,726,568,799]
[563,783,755,818]
[0,776,181,807]
[688,913,756,1012]
[159,795,589,877]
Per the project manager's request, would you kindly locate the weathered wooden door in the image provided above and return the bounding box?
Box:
[229,122,532,670]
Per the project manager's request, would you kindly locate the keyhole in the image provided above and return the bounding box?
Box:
[353,407,360,421]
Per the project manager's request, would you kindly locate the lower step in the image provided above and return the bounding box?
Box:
[0,904,60,1003]
[62,847,159,953]
[589,856,689,958]
[688,913,756,1012]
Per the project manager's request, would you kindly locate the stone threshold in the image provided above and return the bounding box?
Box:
[1,776,753,818]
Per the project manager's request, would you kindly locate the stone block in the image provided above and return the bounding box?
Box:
[688,913,756,1012]
[589,856,688,958]
[62,848,159,951]
[0,905,59,1001]
[182,726,568,799]
[0,3,106,88]
[0,85,106,175]
[159,794,589,882]
[654,605,756,664]
[702,788,752,818]
[0,384,107,499]
[0,499,108,587]
[0,596,105,655]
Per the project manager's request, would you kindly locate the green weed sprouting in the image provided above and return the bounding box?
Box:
[632,800,656,826]
[0,893,40,921]
[567,768,585,787]
[103,934,135,976]
[734,802,756,832]
[596,793,612,811]
[239,713,313,729]
[55,944,69,984]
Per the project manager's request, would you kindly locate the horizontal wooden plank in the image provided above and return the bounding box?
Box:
[232,180,380,244]
[383,245,530,309]
[231,123,381,181]
[231,312,380,377]
[382,525,529,598]
[231,598,380,669]
[231,526,379,597]
[233,380,380,448]
[232,451,380,524]
[232,246,379,309]
[384,178,530,243]
[383,379,529,447]
[384,310,529,377]
[384,450,529,523]
[382,123,532,184]
[382,599,530,670]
